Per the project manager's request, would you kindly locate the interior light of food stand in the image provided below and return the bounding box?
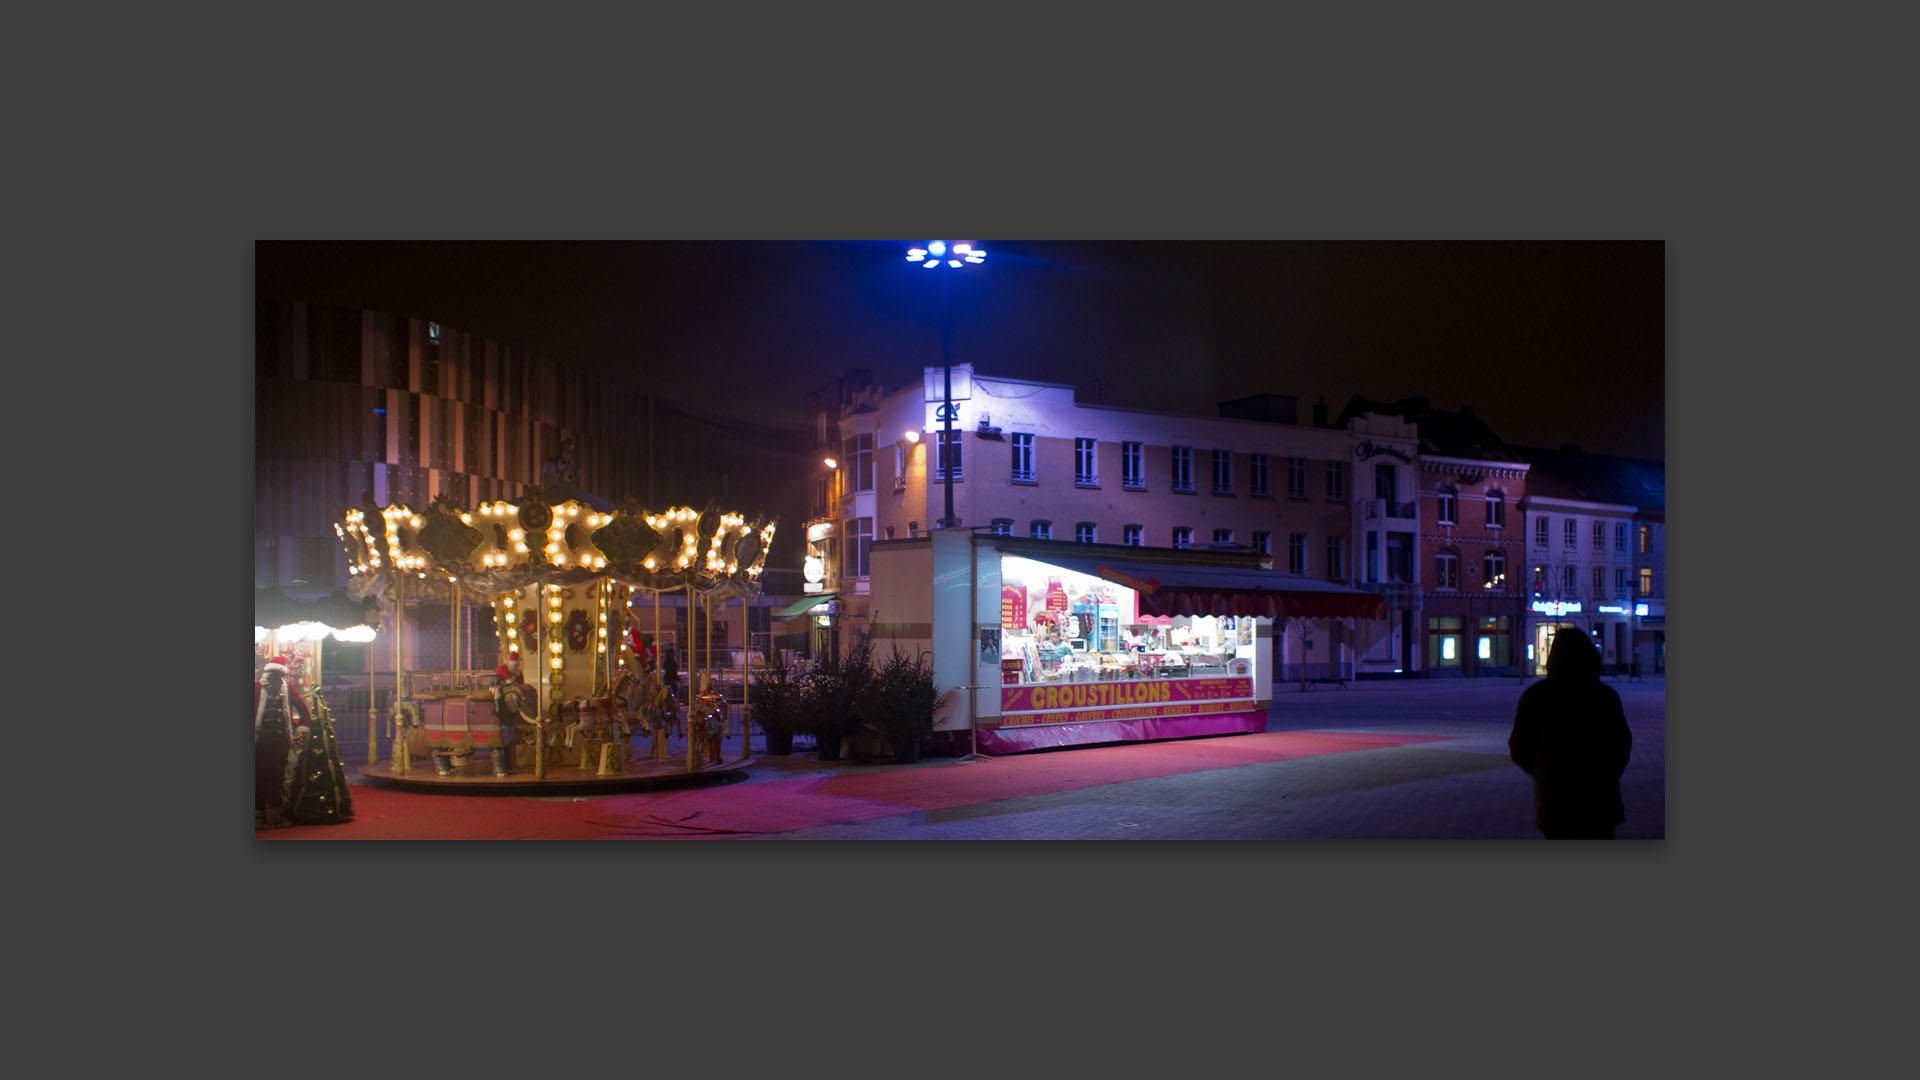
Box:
[928,241,946,256]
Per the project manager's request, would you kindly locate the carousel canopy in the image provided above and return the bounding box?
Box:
[337,488,777,604]
[1022,555,1388,621]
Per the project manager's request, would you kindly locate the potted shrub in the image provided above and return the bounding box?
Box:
[801,635,870,761]
[858,645,944,764]
[748,658,803,755]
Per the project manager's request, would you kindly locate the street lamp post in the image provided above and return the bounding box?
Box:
[905,241,985,529]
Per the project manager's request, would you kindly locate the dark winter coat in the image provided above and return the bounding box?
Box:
[1509,631,1631,835]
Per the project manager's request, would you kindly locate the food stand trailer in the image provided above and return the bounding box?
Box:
[869,531,1388,755]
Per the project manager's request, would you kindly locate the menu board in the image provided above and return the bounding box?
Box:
[1001,585,1026,630]
[1045,581,1069,615]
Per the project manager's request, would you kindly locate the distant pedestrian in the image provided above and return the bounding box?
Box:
[1509,631,1632,839]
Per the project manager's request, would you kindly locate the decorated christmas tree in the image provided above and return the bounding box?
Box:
[282,692,355,825]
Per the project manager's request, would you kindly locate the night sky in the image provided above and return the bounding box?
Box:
[256,241,1664,461]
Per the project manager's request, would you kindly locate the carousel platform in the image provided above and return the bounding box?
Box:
[354,741,750,796]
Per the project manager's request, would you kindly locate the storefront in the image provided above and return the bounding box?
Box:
[869,533,1386,755]
[1527,599,1633,675]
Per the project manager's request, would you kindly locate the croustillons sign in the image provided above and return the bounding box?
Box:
[1000,677,1253,727]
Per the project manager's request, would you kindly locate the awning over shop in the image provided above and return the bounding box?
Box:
[1021,557,1387,621]
[254,588,381,632]
[774,593,837,619]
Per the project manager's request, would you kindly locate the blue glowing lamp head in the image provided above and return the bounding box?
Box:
[906,241,987,268]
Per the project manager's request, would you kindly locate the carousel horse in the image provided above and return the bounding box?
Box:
[492,681,543,775]
[647,679,678,761]
[696,689,728,766]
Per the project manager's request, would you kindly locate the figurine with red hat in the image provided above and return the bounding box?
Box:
[487,650,527,775]
[254,655,311,828]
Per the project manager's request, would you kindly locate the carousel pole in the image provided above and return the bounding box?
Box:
[366,634,377,764]
[741,592,751,761]
[535,582,547,781]
[392,572,408,774]
[451,581,459,689]
[686,580,696,772]
[706,592,717,756]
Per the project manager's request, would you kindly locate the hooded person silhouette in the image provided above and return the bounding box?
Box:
[1509,630,1632,839]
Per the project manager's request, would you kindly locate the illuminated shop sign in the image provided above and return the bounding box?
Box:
[1530,600,1582,616]
[1597,604,1629,614]
[1635,603,1649,617]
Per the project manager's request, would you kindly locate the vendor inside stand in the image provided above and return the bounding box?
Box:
[995,555,1260,685]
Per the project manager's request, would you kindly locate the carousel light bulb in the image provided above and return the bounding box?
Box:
[551,658,562,669]
[644,557,656,569]
[509,529,523,540]
[550,641,561,652]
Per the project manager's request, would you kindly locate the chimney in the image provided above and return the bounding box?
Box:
[1313,398,1328,427]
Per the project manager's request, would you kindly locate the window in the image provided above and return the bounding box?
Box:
[1288,533,1307,575]
[1289,457,1309,498]
[894,444,906,490]
[1639,567,1653,596]
[1010,433,1034,482]
[1171,447,1193,492]
[1532,565,1546,596]
[844,516,872,578]
[1564,519,1578,549]
[843,433,874,493]
[1252,530,1270,555]
[1172,526,1192,549]
[989,518,1013,537]
[1250,453,1271,496]
[1212,450,1232,494]
[937,429,962,481]
[1326,461,1347,500]
[1076,522,1096,544]
[1121,441,1144,489]
[1615,522,1628,552]
[1326,536,1345,580]
[1436,550,1459,589]
[1123,524,1143,547]
[1485,488,1505,527]
[1483,551,1506,590]
[1030,520,1052,540]
[1075,438,1097,485]
[1536,517,1550,547]
[1639,524,1652,553]
[1213,528,1233,546]
[1593,521,1606,551]
[1437,487,1458,525]
[1562,565,1577,593]
[1615,568,1629,598]
[1592,566,1605,596]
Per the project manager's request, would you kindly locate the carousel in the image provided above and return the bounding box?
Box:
[334,485,777,793]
